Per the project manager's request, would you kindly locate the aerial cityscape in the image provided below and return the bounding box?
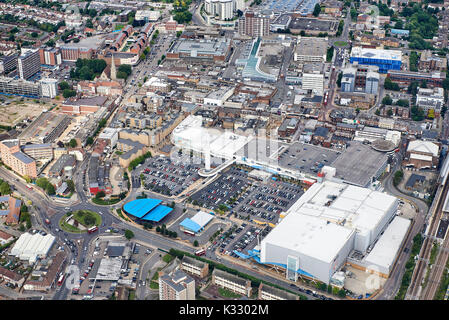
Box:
[0,0,447,304]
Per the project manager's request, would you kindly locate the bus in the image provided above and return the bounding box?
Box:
[194,249,206,256]
[57,274,65,286]
[184,230,195,236]
[87,226,98,234]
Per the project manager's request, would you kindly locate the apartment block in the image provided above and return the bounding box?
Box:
[180,256,209,278]
[212,269,252,297]
[159,269,195,300]
[0,139,37,178]
[258,283,300,300]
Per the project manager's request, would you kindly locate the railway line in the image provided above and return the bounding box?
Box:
[407,163,449,300]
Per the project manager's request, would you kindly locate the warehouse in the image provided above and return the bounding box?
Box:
[260,181,399,284]
[363,216,411,277]
[10,232,56,263]
[179,211,214,234]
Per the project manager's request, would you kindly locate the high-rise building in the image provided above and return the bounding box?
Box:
[238,10,270,37]
[39,78,58,99]
[158,269,195,300]
[39,47,62,66]
[204,0,236,20]
[341,64,379,94]
[18,48,41,80]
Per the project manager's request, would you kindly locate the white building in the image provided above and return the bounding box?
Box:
[302,72,324,95]
[10,232,56,264]
[98,127,119,147]
[416,87,444,112]
[260,181,399,284]
[363,216,410,277]
[204,0,236,20]
[203,87,234,106]
[39,78,58,98]
[135,10,161,22]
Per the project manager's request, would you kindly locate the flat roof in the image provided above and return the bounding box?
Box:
[277,142,340,175]
[364,216,410,272]
[350,47,402,62]
[330,141,388,187]
[262,212,355,264]
[295,37,328,57]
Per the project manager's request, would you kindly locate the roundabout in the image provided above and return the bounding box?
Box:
[59,210,102,234]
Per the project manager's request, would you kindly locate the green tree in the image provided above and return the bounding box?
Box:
[382,95,393,105]
[96,190,106,199]
[19,224,25,232]
[125,229,135,240]
[59,81,70,90]
[193,240,199,247]
[46,184,55,195]
[66,180,75,193]
[313,3,321,17]
[86,136,94,145]
[63,89,76,99]
[350,8,358,21]
[69,139,77,148]
[0,181,11,195]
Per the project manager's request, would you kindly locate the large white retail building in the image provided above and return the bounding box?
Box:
[260,180,406,284]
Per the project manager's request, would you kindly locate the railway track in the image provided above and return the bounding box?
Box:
[407,180,449,299]
[421,232,449,300]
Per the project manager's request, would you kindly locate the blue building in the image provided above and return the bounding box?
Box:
[350,47,402,73]
[390,29,410,37]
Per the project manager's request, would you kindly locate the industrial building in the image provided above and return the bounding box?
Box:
[259,180,401,284]
[405,140,439,169]
[350,47,402,73]
[179,211,214,234]
[10,232,56,264]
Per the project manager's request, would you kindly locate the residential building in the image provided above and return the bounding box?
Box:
[0,196,21,225]
[238,10,270,37]
[180,256,209,278]
[0,230,13,245]
[416,87,445,114]
[0,139,37,178]
[39,78,58,98]
[212,269,252,297]
[18,48,41,80]
[117,139,147,168]
[39,47,62,66]
[387,70,446,87]
[258,283,299,300]
[159,269,195,300]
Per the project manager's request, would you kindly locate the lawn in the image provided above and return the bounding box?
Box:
[59,210,101,233]
[334,41,348,47]
[92,197,121,205]
[128,290,136,300]
[218,287,241,299]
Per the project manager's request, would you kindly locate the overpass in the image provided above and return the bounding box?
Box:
[198,158,236,178]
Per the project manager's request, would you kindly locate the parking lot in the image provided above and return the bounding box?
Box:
[231,179,304,223]
[215,224,268,259]
[142,156,201,196]
[189,167,252,211]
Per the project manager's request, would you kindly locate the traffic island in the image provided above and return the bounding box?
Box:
[59,210,102,234]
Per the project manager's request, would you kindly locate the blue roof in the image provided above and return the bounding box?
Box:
[140,205,173,222]
[12,152,34,164]
[123,198,162,218]
[180,218,202,233]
